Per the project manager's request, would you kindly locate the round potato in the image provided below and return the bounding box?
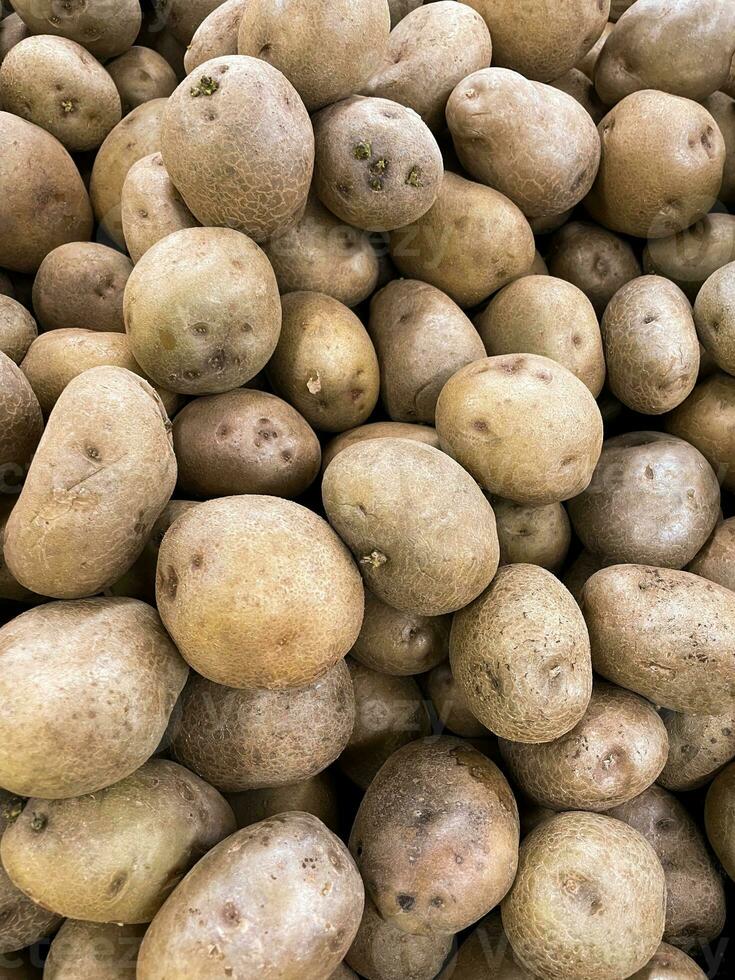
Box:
[0,351,42,493]
[630,944,707,980]
[694,260,735,375]
[426,660,487,738]
[688,517,735,591]
[493,499,571,572]
[582,564,735,713]
[644,213,735,301]
[0,295,34,365]
[501,811,666,980]
[0,111,92,274]
[10,0,141,60]
[156,494,364,689]
[266,291,379,432]
[369,279,485,423]
[227,771,340,833]
[322,438,499,615]
[549,67,607,124]
[350,588,449,676]
[435,354,603,505]
[44,920,146,980]
[585,91,725,239]
[0,759,235,924]
[705,762,735,880]
[185,0,248,73]
[322,422,441,471]
[0,14,28,66]
[106,46,177,115]
[350,737,519,936]
[120,152,198,264]
[659,709,735,793]
[666,372,735,490]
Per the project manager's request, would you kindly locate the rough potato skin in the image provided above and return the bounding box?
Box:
[451,565,592,743]
[322,422,441,471]
[151,0,226,45]
[705,762,735,880]
[0,111,92,274]
[351,588,449,676]
[629,943,707,980]
[435,355,603,505]
[171,662,355,792]
[501,811,666,980]
[161,56,314,243]
[156,495,364,689]
[350,737,519,936]
[0,295,35,364]
[550,68,607,124]
[582,564,735,713]
[667,372,735,491]
[120,152,198,264]
[694,260,735,375]
[106,46,178,115]
[10,0,141,60]
[493,499,571,572]
[185,0,249,73]
[659,708,735,793]
[426,661,488,739]
[0,597,188,799]
[704,91,735,207]
[0,351,42,492]
[585,91,725,239]
[44,920,146,979]
[227,772,340,833]
[688,517,735,591]
[4,366,177,599]
[609,785,726,951]
[322,438,499,616]
[643,214,735,301]
[137,812,364,980]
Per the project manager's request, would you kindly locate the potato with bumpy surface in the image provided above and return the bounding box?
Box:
[659,708,735,793]
[106,46,178,115]
[0,352,42,494]
[705,762,735,881]
[667,372,735,490]
[694,261,735,376]
[185,0,249,73]
[227,771,340,832]
[121,153,199,264]
[44,920,146,980]
[0,295,35,365]
[643,213,735,301]
[630,944,707,980]
[10,0,141,61]
[688,517,735,591]
[351,588,449,676]
[322,422,441,471]
[493,499,571,572]
[549,67,607,124]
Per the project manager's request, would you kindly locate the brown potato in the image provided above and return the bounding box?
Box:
[0,351,42,494]
[688,517,735,590]
[426,660,487,739]
[582,564,735,713]
[705,762,735,880]
[549,68,607,124]
[389,172,535,308]
[227,771,340,833]
[437,911,533,980]
[0,498,35,602]
[120,152,198,263]
[351,588,449,676]
[150,0,224,45]
[576,21,613,78]
[630,944,707,980]
[563,550,610,605]
[322,422,441,471]
[266,291,379,432]
[185,0,248,73]
[0,14,28,66]
[350,737,519,936]
[493,499,571,572]
[703,92,735,208]
[659,709,735,793]
[106,46,177,115]
[0,295,35,365]
[694,260,735,375]
[156,495,364,689]
[643,213,735,301]
[667,372,735,490]
[435,355,603,505]
[10,0,141,60]
[369,279,485,423]
[44,920,146,980]
[137,21,186,79]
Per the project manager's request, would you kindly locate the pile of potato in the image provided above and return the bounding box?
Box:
[2,0,735,977]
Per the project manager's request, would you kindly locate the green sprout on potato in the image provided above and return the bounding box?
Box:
[406,166,423,188]
[190,76,219,98]
[353,140,372,160]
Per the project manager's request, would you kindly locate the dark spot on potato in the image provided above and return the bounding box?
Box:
[217,424,230,438]
[191,554,203,570]
[281,450,292,462]
[643,313,656,324]
[644,465,654,479]
[192,322,208,335]
[86,446,100,460]
[222,901,240,924]
[108,872,128,896]
[406,166,422,187]
[473,419,488,431]
[430,896,444,908]
[160,565,179,600]
[30,812,47,832]
[397,894,415,911]
[183,369,201,380]
[355,843,363,856]
[535,369,552,382]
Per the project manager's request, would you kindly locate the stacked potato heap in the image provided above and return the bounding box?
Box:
[2,0,735,977]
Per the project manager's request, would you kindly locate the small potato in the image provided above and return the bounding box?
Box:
[563,550,611,605]
[0,14,28,66]
[121,152,198,264]
[0,759,235,924]
[350,737,519,936]
[389,172,535,308]
[0,295,35,364]
[322,438,499,616]
[493,499,571,572]
[643,213,735,301]
[546,220,641,315]
[10,0,141,61]
[704,91,735,207]
[435,355,603,505]
[351,588,449,676]
[658,709,735,793]
[266,291,379,433]
[32,242,132,333]
[694,260,735,375]
[667,372,735,490]
[227,772,340,833]
[437,912,532,980]
[0,352,42,493]
[172,662,354,792]
[630,944,707,980]
[688,517,735,591]
[369,279,485,423]
[44,921,146,980]
[322,422,441,471]
[363,1,492,133]
[156,495,364,690]
[585,91,725,239]
[106,46,177,116]
[339,661,431,789]
[451,564,592,743]
[185,0,248,73]
[705,762,735,880]
[582,564,735,713]
[426,661,487,738]
[475,276,605,396]
[549,68,607,124]
[150,0,224,45]
[576,22,614,78]
[447,69,600,221]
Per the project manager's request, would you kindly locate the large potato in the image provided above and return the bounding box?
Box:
[659,708,735,793]
[667,372,735,490]
[643,213,735,301]
[161,56,313,243]
[156,495,364,689]
[227,771,339,833]
[4,366,177,599]
[322,421,441,471]
[0,295,35,364]
[10,0,141,60]
[694,260,735,375]
[106,46,178,115]
[704,762,735,880]
[44,920,146,980]
[137,812,364,979]
[350,588,449,676]
[582,564,735,713]
[435,355,603,505]
[120,152,198,263]
[322,438,499,615]
[493,499,571,572]
[185,0,248,73]
[350,737,519,936]
[0,351,42,493]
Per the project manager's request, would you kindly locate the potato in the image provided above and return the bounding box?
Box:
[161,56,313,243]
[426,661,487,739]
[549,68,607,124]
[227,771,340,833]
[10,0,141,61]
[172,389,319,499]
[0,759,235,924]
[0,14,28,66]
[339,661,431,788]
[493,499,571,572]
[322,438,499,615]
[106,46,177,116]
[331,966,359,980]
[389,172,535,308]
[90,98,167,247]
[447,69,600,222]
[44,920,146,980]
[322,421,441,471]
[594,0,735,105]
[151,0,229,46]
[172,661,354,792]
[585,91,725,239]
[667,372,735,490]
[369,279,485,423]
[436,354,603,505]
[0,295,35,365]
[643,213,735,301]
[475,276,605,396]
[263,195,378,307]
[576,21,613,78]
[185,0,248,73]
[32,242,132,333]
[694,260,735,375]
[363,1,492,134]
[630,944,707,980]
[688,517,735,590]
[156,495,364,689]
[137,18,186,79]
[266,291,379,432]
[0,351,42,493]
[350,737,519,936]
[582,564,735,713]
[0,498,35,602]
[138,812,363,978]
[501,811,666,980]
[546,220,641,315]
[4,366,176,599]
[120,152,198,263]
[0,112,92,274]
[705,762,735,880]
[351,588,449,676]
[659,709,735,793]
[437,911,532,979]
[610,785,726,951]
[237,0,389,112]
[460,0,609,82]
[451,564,592,743]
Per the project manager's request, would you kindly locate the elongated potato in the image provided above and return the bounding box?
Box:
[0,351,43,494]
[121,153,199,264]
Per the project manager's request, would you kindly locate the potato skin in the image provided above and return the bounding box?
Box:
[0,351,42,493]
[426,661,487,739]
[121,152,198,264]
[156,495,364,690]
[501,811,666,980]
[667,372,735,491]
[493,499,571,572]
[351,588,449,676]
[0,14,28,66]
[185,0,248,73]
[322,422,441,471]
[350,737,519,936]
[437,911,533,980]
[0,295,35,365]
[705,762,735,880]
[322,438,499,616]
[688,517,735,591]
[582,564,735,713]
[10,0,141,61]
[435,355,603,505]
[227,772,340,833]
[550,68,607,124]
[659,708,735,793]
[106,46,177,115]
[694,260,735,375]
[44,920,146,980]
[629,943,707,980]
[704,91,735,207]
[151,0,224,45]
[137,812,364,980]
[643,213,735,302]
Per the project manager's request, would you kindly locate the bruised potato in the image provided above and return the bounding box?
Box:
[350,588,449,676]
[106,46,178,116]
[493,499,571,572]
[121,152,198,264]
[0,351,42,493]
[667,372,735,491]
[322,422,441,472]
[643,213,735,301]
[0,295,35,364]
